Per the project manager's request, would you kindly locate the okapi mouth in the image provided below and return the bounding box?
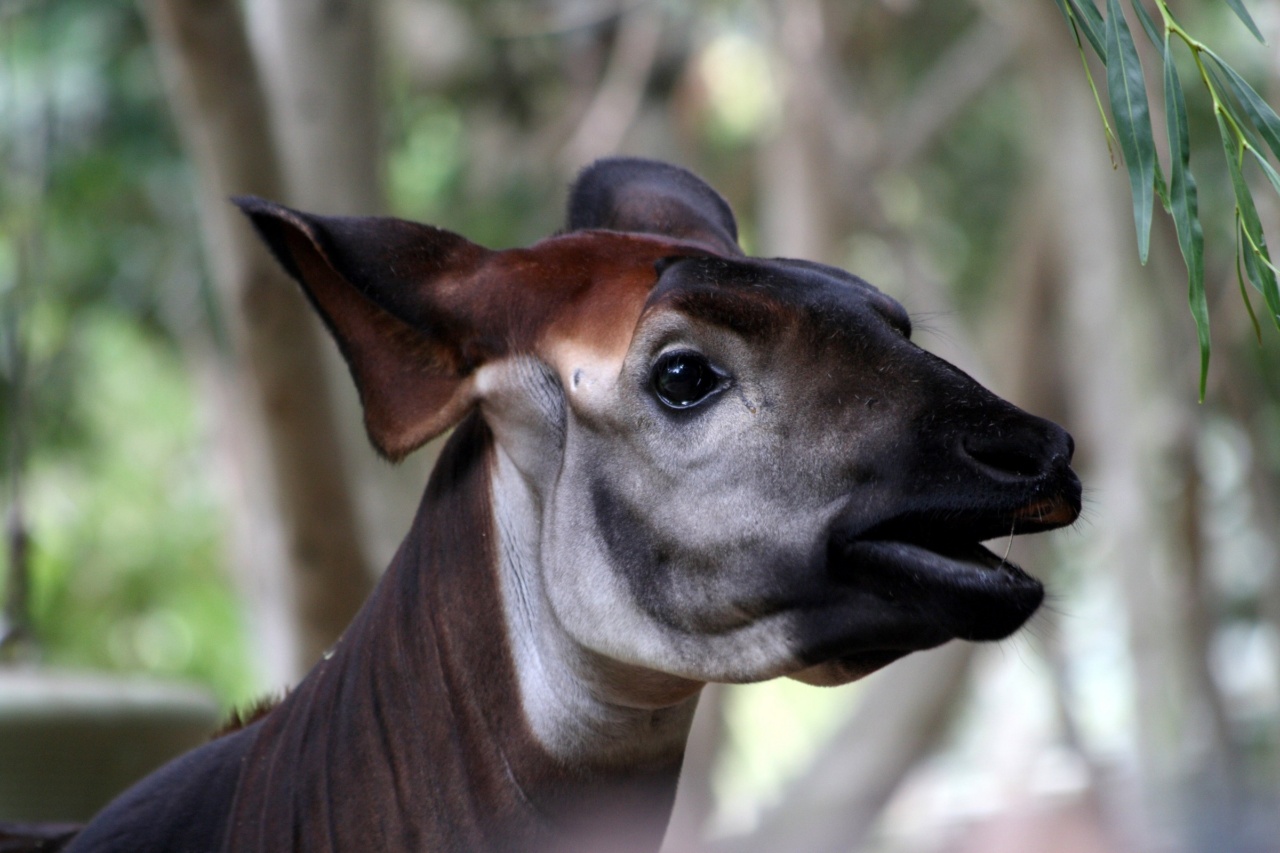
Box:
[802,483,1081,678]
[833,536,1044,643]
[795,538,1038,683]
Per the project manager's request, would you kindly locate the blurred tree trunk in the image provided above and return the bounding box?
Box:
[724,644,974,853]
[144,0,373,682]
[664,684,727,852]
[1250,406,1280,786]
[558,5,664,174]
[984,168,1106,778]
[244,0,435,571]
[244,0,382,216]
[755,0,835,264]
[1008,2,1194,846]
[1257,18,1280,790]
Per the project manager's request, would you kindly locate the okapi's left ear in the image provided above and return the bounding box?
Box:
[567,157,743,256]
[234,197,494,461]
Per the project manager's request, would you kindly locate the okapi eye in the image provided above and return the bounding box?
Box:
[651,351,724,410]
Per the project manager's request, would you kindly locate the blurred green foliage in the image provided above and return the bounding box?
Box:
[1,0,252,706]
[24,311,252,704]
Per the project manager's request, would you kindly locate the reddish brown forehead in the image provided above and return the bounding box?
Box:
[484,231,714,363]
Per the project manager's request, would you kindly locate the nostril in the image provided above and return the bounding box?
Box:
[962,438,1047,480]
[1065,432,1076,464]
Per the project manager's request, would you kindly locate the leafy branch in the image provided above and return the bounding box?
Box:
[1052,0,1280,399]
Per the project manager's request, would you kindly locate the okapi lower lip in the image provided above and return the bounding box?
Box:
[830,537,1045,643]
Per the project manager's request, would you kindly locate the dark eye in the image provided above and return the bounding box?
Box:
[651,351,724,410]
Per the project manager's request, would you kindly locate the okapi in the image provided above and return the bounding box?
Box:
[58,158,1079,852]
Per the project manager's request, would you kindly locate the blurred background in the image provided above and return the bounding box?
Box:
[2,0,1279,850]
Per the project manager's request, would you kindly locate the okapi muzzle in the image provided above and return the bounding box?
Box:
[59,158,1080,853]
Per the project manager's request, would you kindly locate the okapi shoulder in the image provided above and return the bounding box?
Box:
[63,724,257,852]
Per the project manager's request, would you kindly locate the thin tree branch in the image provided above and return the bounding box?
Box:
[559,6,664,174]
[879,17,1017,171]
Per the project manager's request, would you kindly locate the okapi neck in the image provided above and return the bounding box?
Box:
[225,414,690,852]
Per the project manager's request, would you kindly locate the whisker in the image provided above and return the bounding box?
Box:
[1000,519,1016,565]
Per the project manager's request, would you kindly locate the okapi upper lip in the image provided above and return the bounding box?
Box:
[1011,492,1081,531]
[851,474,1083,545]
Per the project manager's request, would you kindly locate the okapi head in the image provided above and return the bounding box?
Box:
[237,156,1079,758]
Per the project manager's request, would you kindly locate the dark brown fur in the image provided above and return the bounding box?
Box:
[66,416,675,853]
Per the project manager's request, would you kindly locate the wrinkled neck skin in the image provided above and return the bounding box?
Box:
[485,352,705,846]
[221,408,700,853]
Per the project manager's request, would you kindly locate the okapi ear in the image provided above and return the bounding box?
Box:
[234,197,494,461]
[567,157,743,256]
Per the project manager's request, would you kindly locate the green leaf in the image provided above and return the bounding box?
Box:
[1236,219,1264,344]
[1240,208,1280,328]
[1205,50,1280,164]
[1252,148,1280,197]
[1154,157,1171,213]
[1052,0,1074,27]
[1164,35,1209,399]
[1219,110,1280,327]
[1242,235,1271,312]
[1066,0,1107,59]
[1105,0,1156,264]
[1129,0,1162,51]
[1206,65,1268,155]
[1223,0,1267,44]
